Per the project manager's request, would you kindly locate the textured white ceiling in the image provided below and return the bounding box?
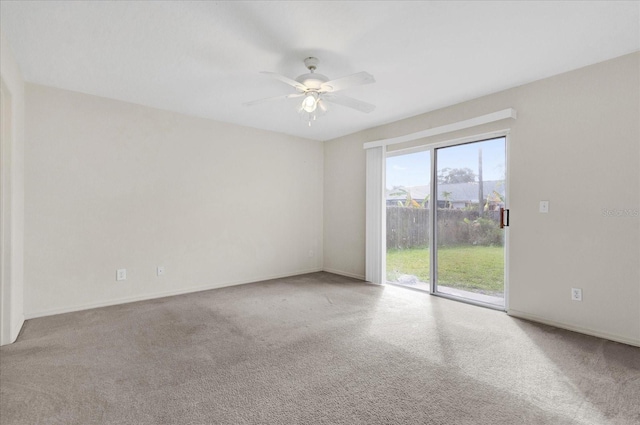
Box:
[1,1,638,141]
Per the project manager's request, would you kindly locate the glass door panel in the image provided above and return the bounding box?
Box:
[385,150,431,292]
[435,137,506,307]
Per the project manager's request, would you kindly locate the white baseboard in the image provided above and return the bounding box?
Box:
[322,268,366,281]
[25,268,323,320]
[508,309,640,348]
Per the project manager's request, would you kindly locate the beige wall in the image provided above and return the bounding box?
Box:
[0,31,25,345]
[323,130,367,279]
[324,52,640,345]
[25,84,323,317]
[17,49,640,345]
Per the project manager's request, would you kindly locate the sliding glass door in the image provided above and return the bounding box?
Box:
[385,150,431,292]
[434,138,506,307]
[385,136,507,309]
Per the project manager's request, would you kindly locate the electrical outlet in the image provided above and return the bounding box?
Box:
[116,269,127,281]
[571,287,582,301]
[157,266,165,276]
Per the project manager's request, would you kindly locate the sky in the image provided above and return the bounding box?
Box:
[386,137,505,189]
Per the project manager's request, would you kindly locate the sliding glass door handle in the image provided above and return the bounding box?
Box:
[500,207,510,228]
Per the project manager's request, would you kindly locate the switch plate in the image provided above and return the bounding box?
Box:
[157,266,165,276]
[539,201,549,213]
[571,288,582,301]
[116,269,127,281]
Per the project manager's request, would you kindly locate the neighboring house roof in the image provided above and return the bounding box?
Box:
[386,181,505,204]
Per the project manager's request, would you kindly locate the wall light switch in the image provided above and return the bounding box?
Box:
[157,266,165,276]
[116,269,127,281]
[539,201,549,213]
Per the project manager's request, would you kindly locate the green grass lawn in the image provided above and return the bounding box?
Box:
[386,245,504,293]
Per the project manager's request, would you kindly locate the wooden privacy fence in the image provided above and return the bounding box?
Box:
[386,207,502,249]
[386,207,430,249]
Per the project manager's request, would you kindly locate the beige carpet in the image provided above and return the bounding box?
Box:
[1,272,638,425]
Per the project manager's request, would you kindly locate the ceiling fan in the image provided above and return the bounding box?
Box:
[244,57,376,125]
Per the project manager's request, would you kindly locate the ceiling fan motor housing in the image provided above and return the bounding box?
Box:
[295,57,329,90]
[295,73,329,90]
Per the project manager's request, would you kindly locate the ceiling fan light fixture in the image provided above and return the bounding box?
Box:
[302,92,318,112]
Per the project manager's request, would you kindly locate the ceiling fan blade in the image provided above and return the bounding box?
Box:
[320,71,375,93]
[243,93,303,107]
[260,71,307,91]
[322,93,376,113]
[317,99,328,113]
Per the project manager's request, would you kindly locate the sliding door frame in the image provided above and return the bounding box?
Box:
[384,129,511,311]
